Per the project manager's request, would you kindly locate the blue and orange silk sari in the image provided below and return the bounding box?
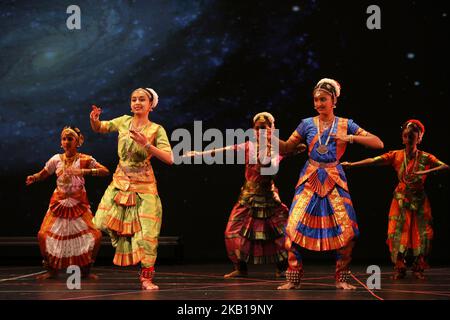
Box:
[285,116,368,251]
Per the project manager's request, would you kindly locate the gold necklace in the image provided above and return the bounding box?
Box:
[130,119,150,132]
[63,153,78,167]
[316,117,337,154]
[402,149,418,183]
[319,117,335,131]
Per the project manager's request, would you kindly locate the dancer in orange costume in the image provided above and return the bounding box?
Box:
[342,119,449,280]
[26,126,109,280]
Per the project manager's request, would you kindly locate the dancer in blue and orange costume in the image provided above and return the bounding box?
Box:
[276,78,384,290]
[26,126,109,280]
[342,119,449,280]
[185,112,306,278]
[90,87,173,290]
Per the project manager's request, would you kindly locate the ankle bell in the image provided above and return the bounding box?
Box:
[336,270,351,283]
[140,266,155,280]
[286,269,303,285]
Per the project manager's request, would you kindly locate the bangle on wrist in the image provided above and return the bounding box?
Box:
[349,135,354,144]
[91,168,98,176]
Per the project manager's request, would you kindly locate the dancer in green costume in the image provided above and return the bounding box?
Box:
[90,87,173,290]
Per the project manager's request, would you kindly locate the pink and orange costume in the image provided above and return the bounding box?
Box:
[225,140,289,273]
[37,153,103,275]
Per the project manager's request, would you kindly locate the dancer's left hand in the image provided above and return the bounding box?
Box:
[331,133,351,143]
[183,151,201,157]
[341,161,352,168]
[64,168,84,176]
[130,130,148,147]
[297,143,307,153]
[25,175,35,186]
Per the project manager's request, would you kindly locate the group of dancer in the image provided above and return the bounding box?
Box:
[26,78,448,290]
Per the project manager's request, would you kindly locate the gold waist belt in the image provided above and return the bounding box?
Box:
[243,180,273,193]
[119,163,151,174]
[309,159,339,168]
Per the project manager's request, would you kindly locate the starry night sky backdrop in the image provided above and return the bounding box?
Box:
[1,0,448,264]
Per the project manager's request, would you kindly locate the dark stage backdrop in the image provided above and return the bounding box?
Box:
[1,0,448,264]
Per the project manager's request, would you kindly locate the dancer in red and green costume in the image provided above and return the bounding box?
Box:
[277,78,384,290]
[90,87,173,290]
[185,112,306,278]
[342,119,449,280]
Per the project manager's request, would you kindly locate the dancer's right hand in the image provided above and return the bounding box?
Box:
[90,105,102,121]
[297,143,307,153]
[341,161,352,168]
[25,175,35,186]
[183,151,201,157]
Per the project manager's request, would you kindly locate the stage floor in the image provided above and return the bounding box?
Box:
[1,264,449,300]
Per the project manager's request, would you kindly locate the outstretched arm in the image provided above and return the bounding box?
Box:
[415,164,450,175]
[341,158,378,168]
[146,145,174,165]
[26,169,50,186]
[183,145,237,157]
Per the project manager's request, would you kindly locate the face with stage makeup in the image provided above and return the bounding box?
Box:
[253,117,273,142]
[61,132,78,154]
[254,118,271,130]
[313,90,335,116]
[130,89,154,116]
[60,127,83,154]
[402,123,422,147]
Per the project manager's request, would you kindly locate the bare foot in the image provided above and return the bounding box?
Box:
[82,273,99,280]
[335,281,356,290]
[36,271,57,280]
[390,271,406,280]
[141,280,159,290]
[413,272,426,280]
[275,270,286,278]
[224,270,248,279]
[277,282,300,290]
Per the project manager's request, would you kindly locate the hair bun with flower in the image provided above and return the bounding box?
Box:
[134,87,159,109]
[404,119,425,140]
[253,112,275,125]
[315,78,341,99]
[61,126,84,147]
